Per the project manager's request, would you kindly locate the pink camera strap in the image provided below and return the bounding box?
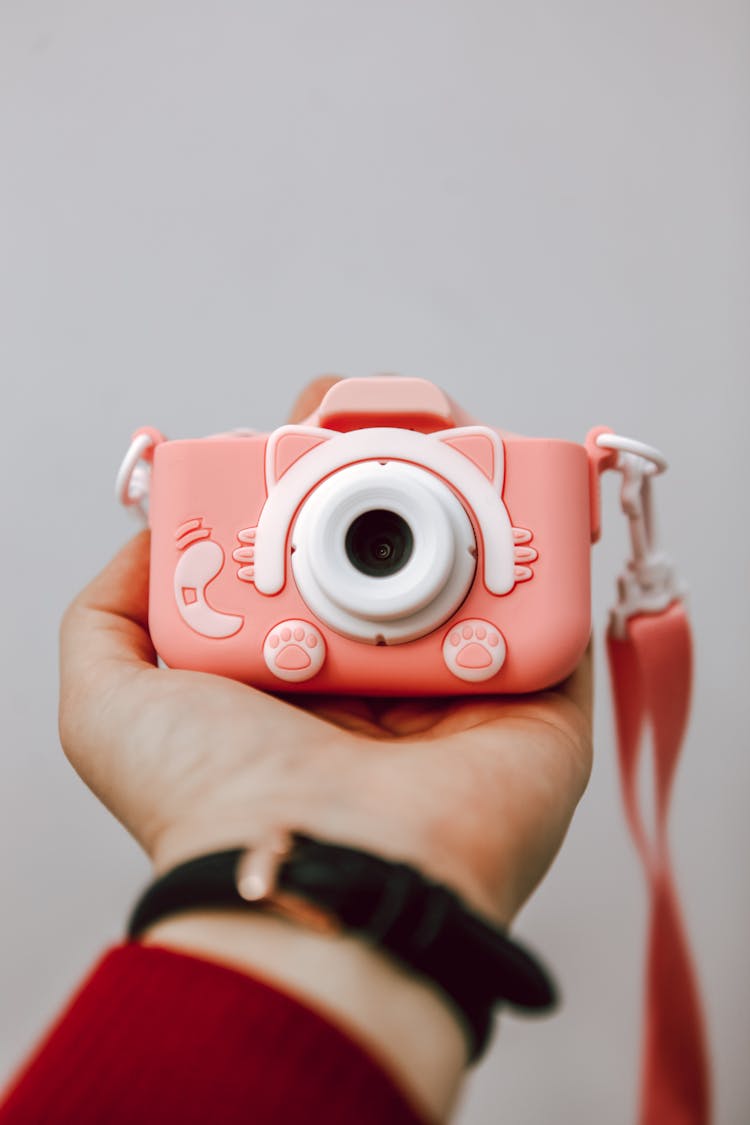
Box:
[607,602,710,1125]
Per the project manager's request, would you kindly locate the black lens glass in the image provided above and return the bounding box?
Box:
[345,509,414,578]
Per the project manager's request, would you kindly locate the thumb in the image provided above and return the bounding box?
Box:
[60,530,156,702]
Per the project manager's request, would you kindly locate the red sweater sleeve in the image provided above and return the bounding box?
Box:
[0,942,428,1125]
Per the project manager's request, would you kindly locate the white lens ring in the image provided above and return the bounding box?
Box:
[291,461,477,644]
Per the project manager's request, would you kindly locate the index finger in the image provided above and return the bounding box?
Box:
[287,375,342,424]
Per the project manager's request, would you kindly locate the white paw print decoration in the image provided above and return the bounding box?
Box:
[442,619,507,682]
[263,620,326,683]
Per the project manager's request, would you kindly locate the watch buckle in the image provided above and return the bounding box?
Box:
[235,829,341,936]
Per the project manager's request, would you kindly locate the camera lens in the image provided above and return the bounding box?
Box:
[291,460,477,643]
[345,509,414,578]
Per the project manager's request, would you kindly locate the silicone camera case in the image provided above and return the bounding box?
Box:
[132,377,615,694]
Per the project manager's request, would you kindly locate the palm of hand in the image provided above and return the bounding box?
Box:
[61,525,591,926]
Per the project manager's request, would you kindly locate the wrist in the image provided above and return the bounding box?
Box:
[133,830,555,1069]
[146,749,515,930]
[140,907,467,1123]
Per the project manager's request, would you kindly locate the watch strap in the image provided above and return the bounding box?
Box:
[128,833,556,1061]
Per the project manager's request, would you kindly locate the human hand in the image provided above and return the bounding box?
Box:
[59,377,593,929]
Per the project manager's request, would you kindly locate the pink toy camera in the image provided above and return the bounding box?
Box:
[116,375,669,694]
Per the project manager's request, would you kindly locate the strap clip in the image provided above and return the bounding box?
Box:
[596,433,685,638]
[115,427,164,524]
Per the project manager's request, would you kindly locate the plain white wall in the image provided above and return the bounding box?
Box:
[1,2,748,1121]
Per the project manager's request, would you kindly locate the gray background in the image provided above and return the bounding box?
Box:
[1,2,748,1122]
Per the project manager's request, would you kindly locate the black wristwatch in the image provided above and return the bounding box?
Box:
[128,831,556,1062]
